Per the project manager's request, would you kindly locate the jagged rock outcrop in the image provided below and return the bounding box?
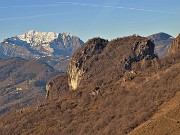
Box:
[67,38,108,90]
[123,39,155,70]
[67,36,156,90]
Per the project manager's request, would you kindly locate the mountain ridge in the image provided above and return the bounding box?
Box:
[0,30,84,71]
[148,32,173,58]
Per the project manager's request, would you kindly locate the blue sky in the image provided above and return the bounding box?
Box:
[0,0,180,42]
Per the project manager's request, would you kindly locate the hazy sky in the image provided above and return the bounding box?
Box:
[0,0,180,42]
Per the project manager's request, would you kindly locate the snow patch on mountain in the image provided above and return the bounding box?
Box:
[0,30,84,70]
[1,30,84,57]
[17,30,59,55]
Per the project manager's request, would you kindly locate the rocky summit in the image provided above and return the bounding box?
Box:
[68,36,156,90]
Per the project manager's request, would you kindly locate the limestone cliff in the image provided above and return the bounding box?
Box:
[67,36,156,90]
[67,38,108,90]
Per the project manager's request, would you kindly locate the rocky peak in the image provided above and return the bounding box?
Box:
[123,39,155,70]
[67,38,108,90]
[67,36,155,90]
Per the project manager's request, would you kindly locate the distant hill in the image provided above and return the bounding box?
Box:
[0,57,59,114]
[0,30,84,71]
[148,32,173,58]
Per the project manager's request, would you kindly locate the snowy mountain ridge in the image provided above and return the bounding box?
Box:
[1,30,84,56]
[0,30,84,71]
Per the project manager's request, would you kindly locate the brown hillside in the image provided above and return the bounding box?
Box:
[0,35,179,135]
[128,34,180,135]
[0,57,59,114]
[129,90,180,135]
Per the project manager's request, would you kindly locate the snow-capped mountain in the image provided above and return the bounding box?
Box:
[0,30,84,71]
[1,30,84,57]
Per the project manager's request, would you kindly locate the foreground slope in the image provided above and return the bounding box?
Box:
[128,34,180,135]
[0,35,180,135]
[129,91,180,135]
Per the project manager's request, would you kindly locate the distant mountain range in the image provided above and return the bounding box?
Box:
[0,30,84,71]
[148,32,174,58]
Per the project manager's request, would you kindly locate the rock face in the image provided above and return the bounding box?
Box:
[0,30,84,71]
[68,38,108,90]
[68,36,155,90]
[123,39,155,70]
[148,32,173,58]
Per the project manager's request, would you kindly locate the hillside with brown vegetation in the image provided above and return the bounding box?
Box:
[0,57,60,114]
[129,90,180,135]
[128,34,180,135]
[0,35,180,135]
